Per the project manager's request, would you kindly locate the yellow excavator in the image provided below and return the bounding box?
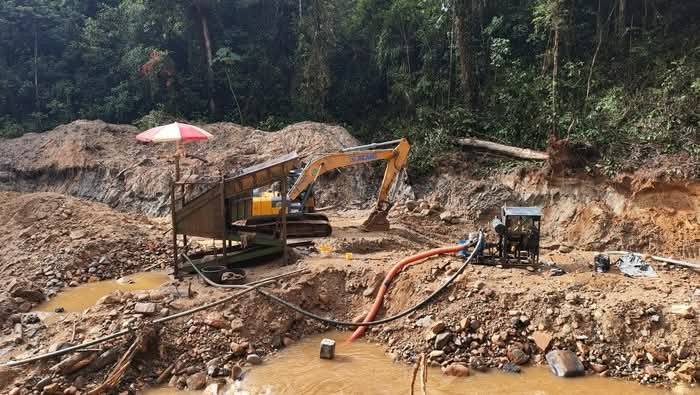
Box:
[243,138,411,237]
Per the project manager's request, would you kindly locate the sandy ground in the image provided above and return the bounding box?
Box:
[0,208,697,394]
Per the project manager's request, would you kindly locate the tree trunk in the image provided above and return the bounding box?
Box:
[586,0,604,101]
[551,1,560,137]
[34,21,39,111]
[456,138,549,160]
[617,0,626,40]
[197,3,216,114]
[454,0,472,108]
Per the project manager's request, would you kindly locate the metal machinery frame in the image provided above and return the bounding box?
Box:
[170,153,300,277]
[474,206,542,266]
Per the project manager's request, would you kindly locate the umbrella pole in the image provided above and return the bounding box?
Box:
[175,142,188,256]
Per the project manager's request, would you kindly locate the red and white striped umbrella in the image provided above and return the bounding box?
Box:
[135,122,213,143]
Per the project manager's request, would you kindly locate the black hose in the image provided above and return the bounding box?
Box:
[185,231,482,327]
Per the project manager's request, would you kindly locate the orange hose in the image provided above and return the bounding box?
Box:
[348,244,466,342]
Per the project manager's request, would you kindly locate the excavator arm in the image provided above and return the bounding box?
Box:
[288,138,411,231]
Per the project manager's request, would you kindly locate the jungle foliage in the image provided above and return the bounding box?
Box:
[1,0,698,172]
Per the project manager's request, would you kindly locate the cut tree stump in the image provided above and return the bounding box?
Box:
[456,138,549,160]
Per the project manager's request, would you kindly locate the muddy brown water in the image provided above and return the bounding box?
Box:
[35,271,170,313]
[145,332,697,395]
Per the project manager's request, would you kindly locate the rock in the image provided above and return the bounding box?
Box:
[203,383,220,395]
[677,361,695,376]
[576,341,589,356]
[35,376,52,390]
[459,318,469,331]
[134,302,157,315]
[415,315,433,328]
[116,276,134,285]
[88,349,119,372]
[546,350,585,377]
[500,363,522,374]
[677,344,690,359]
[645,344,668,363]
[430,321,446,334]
[533,331,553,352]
[469,356,488,372]
[590,363,607,373]
[43,383,61,394]
[405,200,417,211]
[320,338,336,360]
[508,346,530,365]
[230,318,244,331]
[8,277,45,303]
[564,293,579,304]
[186,372,207,390]
[558,245,573,253]
[318,292,329,305]
[246,354,262,365]
[645,365,659,376]
[363,272,384,298]
[97,293,122,305]
[231,342,247,356]
[668,304,695,318]
[69,230,86,240]
[9,388,20,395]
[439,211,458,224]
[429,350,445,359]
[63,386,78,395]
[231,364,243,380]
[442,363,470,377]
[204,313,228,329]
[434,332,452,349]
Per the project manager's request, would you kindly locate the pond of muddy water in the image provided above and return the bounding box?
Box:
[146,332,697,394]
[36,271,170,313]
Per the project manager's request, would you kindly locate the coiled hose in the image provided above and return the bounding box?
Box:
[184,231,482,331]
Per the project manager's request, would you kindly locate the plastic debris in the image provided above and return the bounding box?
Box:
[616,253,657,278]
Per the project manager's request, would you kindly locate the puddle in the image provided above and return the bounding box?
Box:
[144,331,697,394]
[35,271,170,313]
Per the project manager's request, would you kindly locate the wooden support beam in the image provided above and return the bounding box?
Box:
[456,138,549,160]
[170,183,179,279]
[281,175,288,265]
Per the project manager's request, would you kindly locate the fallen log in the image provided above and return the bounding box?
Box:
[456,138,549,160]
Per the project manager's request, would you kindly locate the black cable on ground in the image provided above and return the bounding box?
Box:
[185,231,482,327]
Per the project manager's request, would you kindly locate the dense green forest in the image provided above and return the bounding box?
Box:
[1,0,698,172]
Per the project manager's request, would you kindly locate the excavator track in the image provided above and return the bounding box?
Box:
[241,213,332,238]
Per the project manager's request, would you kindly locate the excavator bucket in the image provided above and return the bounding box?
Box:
[361,204,393,232]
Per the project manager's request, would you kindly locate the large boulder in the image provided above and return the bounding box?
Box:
[545,350,584,377]
[7,277,45,303]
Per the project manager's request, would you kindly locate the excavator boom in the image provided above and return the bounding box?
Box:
[289,138,410,231]
[244,138,410,237]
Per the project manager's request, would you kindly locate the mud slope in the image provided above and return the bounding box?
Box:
[0,120,373,215]
[408,154,700,256]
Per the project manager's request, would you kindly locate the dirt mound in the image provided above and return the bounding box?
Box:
[407,153,700,257]
[0,120,374,215]
[0,192,169,305]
